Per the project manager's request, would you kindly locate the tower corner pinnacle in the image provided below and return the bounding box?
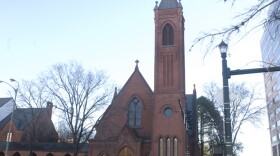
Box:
[154,1,159,10]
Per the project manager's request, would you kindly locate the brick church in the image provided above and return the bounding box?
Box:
[0,0,198,156]
[89,0,198,155]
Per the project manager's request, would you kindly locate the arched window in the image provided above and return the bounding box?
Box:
[162,23,174,46]
[30,152,37,156]
[64,153,71,156]
[158,137,164,156]
[99,152,109,156]
[12,152,21,156]
[128,97,142,127]
[166,138,171,156]
[6,132,12,142]
[0,151,5,156]
[46,153,54,156]
[118,147,133,156]
[174,138,178,156]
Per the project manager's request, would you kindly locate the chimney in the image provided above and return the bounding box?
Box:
[47,101,53,117]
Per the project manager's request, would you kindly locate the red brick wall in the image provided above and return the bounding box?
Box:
[0,122,22,142]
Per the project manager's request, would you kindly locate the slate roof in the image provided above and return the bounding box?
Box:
[0,108,45,130]
[158,0,182,9]
[0,97,12,107]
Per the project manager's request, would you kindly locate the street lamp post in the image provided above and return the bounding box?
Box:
[217,40,280,156]
[0,79,19,156]
[218,41,233,156]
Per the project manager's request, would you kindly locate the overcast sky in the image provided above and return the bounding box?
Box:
[0,0,271,155]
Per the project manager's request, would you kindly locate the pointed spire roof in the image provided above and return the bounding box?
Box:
[154,1,159,10]
[193,84,196,95]
[111,87,118,100]
[158,0,182,9]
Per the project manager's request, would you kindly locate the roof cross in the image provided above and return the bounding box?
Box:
[135,59,139,70]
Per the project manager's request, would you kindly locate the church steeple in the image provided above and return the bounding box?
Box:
[152,0,186,155]
[154,0,185,93]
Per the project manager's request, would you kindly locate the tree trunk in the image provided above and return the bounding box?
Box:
[200,116,204,156]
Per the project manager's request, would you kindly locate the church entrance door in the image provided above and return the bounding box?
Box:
[118,147,133,156]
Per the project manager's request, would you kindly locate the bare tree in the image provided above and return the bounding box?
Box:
[17,80,57,156]
[18,80,49,108]
[57,120,73,143]
[18,61,113,156]
[39,61,113,156]
[190,0,280,53]
[203,82,265,155]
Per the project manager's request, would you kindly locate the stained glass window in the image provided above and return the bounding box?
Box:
[128,98,142,127]
[162,23,174,46]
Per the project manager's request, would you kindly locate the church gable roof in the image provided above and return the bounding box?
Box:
[117,125,141,142]
[94,63,154,141]
[103,63,153,115]
[117,64,153,97]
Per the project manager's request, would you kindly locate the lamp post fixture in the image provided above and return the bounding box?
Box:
[218,41,233,156]
[0,78,19,156]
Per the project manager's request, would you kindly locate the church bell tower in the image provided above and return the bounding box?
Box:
[152,0,186,155]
